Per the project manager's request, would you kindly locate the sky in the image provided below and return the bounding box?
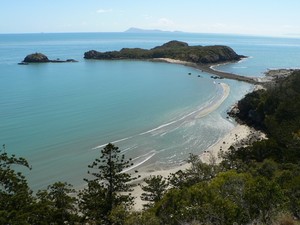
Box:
[1,0,300,37]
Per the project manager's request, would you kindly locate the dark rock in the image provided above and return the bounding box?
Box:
[18,62,29,65]
[20,53,78,64]
[84,50,100,59]
[23,53,49,63]
[66,59,78,62]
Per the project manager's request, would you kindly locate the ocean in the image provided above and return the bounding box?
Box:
[1,32,300,190]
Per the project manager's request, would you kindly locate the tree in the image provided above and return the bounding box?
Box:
[168,154,219,189]
[80,143,137,224]
[34,182,78,224]
[245,176,286,223]
[140,175,168,208]
[79,180,108,224]
[0,145,34,224]
[124,211,160,225]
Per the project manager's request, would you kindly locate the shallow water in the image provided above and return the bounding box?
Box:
[0,32,299,190]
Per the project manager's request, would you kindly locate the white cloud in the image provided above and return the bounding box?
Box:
[149,18,176,30]
[96,9,112,14]
[157,18,175,27]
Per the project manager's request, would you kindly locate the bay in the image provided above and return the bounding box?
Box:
[0,32,299,190]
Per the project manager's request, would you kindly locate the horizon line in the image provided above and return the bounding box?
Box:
[0,30,299,39]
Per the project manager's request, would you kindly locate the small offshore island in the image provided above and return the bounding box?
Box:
[18,52,78,64]
[84,40,258,84]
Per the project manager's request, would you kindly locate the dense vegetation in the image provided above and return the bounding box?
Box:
[84,40,244,64]
[1,71,300,224]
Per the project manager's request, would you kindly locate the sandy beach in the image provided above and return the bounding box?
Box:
[131,123,262,210]
[131,58,265,211]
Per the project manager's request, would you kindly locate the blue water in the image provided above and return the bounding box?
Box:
[1,32,300,190]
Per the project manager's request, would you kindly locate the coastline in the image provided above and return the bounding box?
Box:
[131,58,265,210]
[151,58,258,84]
[132,124,261,210]
[130,80,244,210]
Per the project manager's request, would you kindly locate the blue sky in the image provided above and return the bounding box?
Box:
[1,0,300,36]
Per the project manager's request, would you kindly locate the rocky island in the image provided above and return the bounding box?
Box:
[84,40,243,64]
[84,40,257,84]
[19,53,78,64]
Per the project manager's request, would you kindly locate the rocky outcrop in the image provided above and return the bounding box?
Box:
[20,53,78,64]
[84,40,245,64]
[23,53,49,63]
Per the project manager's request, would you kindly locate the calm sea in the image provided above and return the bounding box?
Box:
[1,32,300,190]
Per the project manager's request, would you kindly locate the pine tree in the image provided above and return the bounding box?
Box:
[80,143,137,224]
[36,182,78,224]
[140,175,168,209]
[0,145,33,224]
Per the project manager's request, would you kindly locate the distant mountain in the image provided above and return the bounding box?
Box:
[124,27,183,33]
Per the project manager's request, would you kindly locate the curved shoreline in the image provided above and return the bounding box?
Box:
[93,82,230,154]
[151,58,258,84]
[131,82,231,210]
[131,60,261,210]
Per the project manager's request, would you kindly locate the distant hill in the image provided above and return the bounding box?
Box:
[124,27,183,33]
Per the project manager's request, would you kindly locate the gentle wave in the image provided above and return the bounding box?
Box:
[122,150,156,173]
[92,136,134,150]
[138,120,178,136]
[93,83,229,153]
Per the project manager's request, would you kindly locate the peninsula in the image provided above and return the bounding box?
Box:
[84,40,258,84]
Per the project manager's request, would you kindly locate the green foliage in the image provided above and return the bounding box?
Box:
[245,176,286,223]
[140,175,168,208]
[84,40,242,64]
[79,180,108,224]
[0,146,34,224]
[124,211,160,225]
[229,71,300,163]
[80,143,136,224]
[168,154,219,189]
[35,182,78,224]
[155,170,287,225]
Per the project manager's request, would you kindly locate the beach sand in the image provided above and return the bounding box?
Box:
[130,78,257,210]
[131,123,258,210]
[130,58,267,211]
[151,58,258,84]
[128,58,266,210]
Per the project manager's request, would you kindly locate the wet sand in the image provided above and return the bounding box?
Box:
[131,124,265,210]
[131,58,263,210]
[151,58,258,84]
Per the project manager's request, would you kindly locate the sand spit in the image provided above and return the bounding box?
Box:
[151,58,258,84]
[131,58,271,210]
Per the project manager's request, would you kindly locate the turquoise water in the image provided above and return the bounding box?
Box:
[1,33,300,190]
